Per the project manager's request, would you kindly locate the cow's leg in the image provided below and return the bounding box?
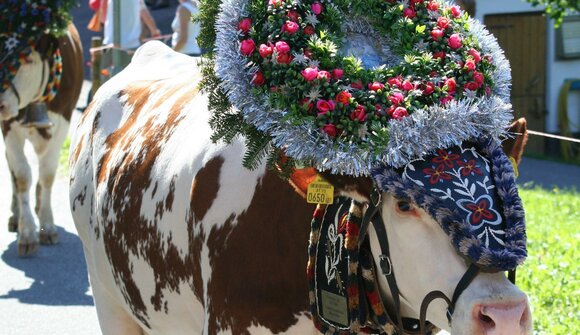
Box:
[3,131,38,256]
[8,172,19,232]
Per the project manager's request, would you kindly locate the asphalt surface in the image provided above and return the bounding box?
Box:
[0,3,579,335]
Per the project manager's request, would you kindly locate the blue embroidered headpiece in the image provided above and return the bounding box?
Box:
[372,138,526,271]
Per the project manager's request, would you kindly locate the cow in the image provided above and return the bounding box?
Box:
[69,41,532,335]
[0,24,84,256]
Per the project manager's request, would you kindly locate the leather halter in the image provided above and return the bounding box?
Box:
[360,187,516,335]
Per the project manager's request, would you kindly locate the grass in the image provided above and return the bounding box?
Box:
[517,187,580,335]
[58,136,71,176]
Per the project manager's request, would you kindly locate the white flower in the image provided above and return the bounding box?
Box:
[308,59,320,68]
[291,52,308,65]
[5,36,19,52]
[305,13,320,27]
[306,87,322,102]
[464,89,477,99]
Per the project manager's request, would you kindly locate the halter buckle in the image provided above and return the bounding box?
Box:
[379,254,392,276]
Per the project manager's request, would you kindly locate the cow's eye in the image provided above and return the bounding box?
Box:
[396,200,412,212]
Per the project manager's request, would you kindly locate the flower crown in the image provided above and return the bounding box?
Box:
[214,0,513,176]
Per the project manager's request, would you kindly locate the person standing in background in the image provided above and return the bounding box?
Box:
[171,0,202,56]
[103,0,161,49]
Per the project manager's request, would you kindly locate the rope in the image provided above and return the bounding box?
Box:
[527,130,580,144]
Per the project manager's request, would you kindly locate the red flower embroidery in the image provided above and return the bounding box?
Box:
[464,198,497,226]
[432,149,460,168]
[423,164,452,184]
[458,159,482,176]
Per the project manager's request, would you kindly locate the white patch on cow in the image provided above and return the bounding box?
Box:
[245,313,318,335]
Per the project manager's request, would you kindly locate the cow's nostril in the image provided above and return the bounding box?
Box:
[478,309,495,330]
[474,301,528,335]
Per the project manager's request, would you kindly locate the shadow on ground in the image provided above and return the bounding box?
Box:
[0,227,93,306]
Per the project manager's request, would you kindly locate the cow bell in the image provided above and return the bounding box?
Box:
[19,102,53,128]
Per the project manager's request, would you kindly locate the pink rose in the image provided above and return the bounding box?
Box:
[368,82,385,92]
[240,39,255,56]
[259,43,273,58]
[301,67,319,81]
[336,91,352,105]
[311,2,323,15]
[287,10,300,22]
[437,17,450,29]
[431,29,444,41]
[403,8,416,19]
[350,105,367,122]
[283,21,300,34]
[427,1,439,11]
[277,52,292,64]
[332,68,344,80]
[238,18,252,33]
[440,95,454,105]
[451,6,462,18]
[275,41,290,54]
[465,59,476,72]
[433,51,446,60]
[392,107,408,120]
[387,76,402,88]
[448,34,462,49]
[304,25,315,35]
[402,80,414,91]
[485,87,492,96]
[445,78,457,93]
[464,82,479,91]
[317,70,331,81]
[423,82,435,95]
[252,71,265,86]
[473,71,485,86]
[389,92,405,106]
[316,99,336,113]
[322,124,338,137]
[269,0,283,7]
[468,49,481,63]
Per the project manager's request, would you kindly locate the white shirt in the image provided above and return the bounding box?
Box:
[171,2,202,55]
[103,0,145,49]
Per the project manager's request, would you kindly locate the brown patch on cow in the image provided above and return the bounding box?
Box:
[502,118,528,166]
[191,157,223,223]
[1,119,16,136]
[96,79,203,328]
[35,128,52,140]
[48,24,83,122]
[206,169,315,334]
[319,171,374,201]
[71,133,85,168]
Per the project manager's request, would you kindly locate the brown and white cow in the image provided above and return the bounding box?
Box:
[69,41,532,335]
[1,24,83,256]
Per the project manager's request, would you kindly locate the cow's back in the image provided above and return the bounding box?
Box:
[70,42,315,334]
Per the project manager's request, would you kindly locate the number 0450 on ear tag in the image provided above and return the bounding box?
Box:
[307,176,334,204]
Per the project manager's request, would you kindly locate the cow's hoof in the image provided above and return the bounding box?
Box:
[8,216,18,233]
[18,241,39,257]
[39,229,59,245]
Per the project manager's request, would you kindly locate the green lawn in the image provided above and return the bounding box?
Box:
[517,187,580,335]
[58,136,71,176]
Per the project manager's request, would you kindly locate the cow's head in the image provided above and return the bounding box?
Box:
[300,119,531,335]
[0,34,57,120]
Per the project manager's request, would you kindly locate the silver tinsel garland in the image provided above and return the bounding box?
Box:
[215,0,513,176]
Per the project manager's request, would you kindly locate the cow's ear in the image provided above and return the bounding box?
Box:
[502,118,528,166]
[36,34,59,61]
[318,171,373,203]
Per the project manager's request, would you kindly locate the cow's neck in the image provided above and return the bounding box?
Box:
[18,59,50,110]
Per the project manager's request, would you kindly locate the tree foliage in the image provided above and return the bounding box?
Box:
[523,0,580,26]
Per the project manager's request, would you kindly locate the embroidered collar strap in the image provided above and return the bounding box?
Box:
[215,0,513,176]
[371,138,527,271]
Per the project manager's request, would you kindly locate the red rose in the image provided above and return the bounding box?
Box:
[350,105,367,122]
[448,34,462,49]
[423,82,435,95]
[368,82,385,92]
[301,67,319,81]
[392,107,408,120]
[301,98,314,112]
[402,80,414,91]
[437,17,450,30]
[375,104,385,115]
[322,124,338,137]
[433,51,446,60]
[269,0,283,7]
[451,6,462,18]
[316,99,336,113]
[403,8,416,19]
[445,78,457,93]
[468,49,481,63]
[311,2,323,15]
[240,39,255,56]
[277,52,292,64]
[259,43,273,58]
[464,81,479,91]
[275,41,290,54]
[387,76,402,88]
[440,95,454,105]
[287,10,300,22]
[252,71,265,86]
[238,18,252,33]
[336,91,352,105]
[389,92,405,106]
[283,21,300,34]
[351,80,364,90]
[317,70,331,81]
[303,25,315,35]
[465,59,476,72]
[431,28,444,40]
[332,68,344,80]
[427,1,439,11]
[473,71,485,86]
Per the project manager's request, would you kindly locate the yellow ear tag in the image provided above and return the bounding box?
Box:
[307,176,334,204]
[508,156,519,178]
